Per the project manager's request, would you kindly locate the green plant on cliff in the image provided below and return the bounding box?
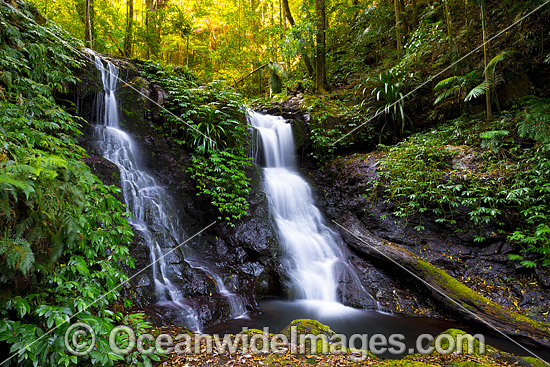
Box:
[0,3,158,366]
[517,96,550,147]
[369,71,407,139]
[137,62,252,224]
[188,149,252,223]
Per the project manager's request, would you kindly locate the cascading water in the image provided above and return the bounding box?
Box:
[89,52,245,330]
[249,112,368,306]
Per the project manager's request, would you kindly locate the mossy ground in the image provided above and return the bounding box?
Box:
[153,321,545,367]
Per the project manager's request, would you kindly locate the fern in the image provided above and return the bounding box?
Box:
[480,130,509,153]
[0,238,34,275]
[465,51,513,105]
[434,70,481,105]
[518,97,550,145]
[268,62,284,94]
[464,81,488,102]
[0,3,151,365]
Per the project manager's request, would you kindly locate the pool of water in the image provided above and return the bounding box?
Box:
[204,300,550,361]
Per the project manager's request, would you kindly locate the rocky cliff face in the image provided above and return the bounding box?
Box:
[71,57,285,329]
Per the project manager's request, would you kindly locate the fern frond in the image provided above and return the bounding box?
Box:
[434,88,459,105]
[0,238,34,275]
[485,51,514,75]
[519,97,550,144]
[433,76,460,91]
[465,82,487,101]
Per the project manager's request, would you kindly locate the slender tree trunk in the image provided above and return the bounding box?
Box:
[480,1,492,121]
[186,35,190,67]
[398,0,410,34]
[315,0,327,92]
[464,0,469,25]
[84,0,95,49]
[282,0,314,78]
[444,0,453,42]
[394,0,401,60]
[238,0,241,52]
[145,0,154,58]
[444,0,457,66]
[124,0,134,57]
[412,0,418,26]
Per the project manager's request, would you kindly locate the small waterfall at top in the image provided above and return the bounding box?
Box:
[89,52,245,331]
[249,112,370,308]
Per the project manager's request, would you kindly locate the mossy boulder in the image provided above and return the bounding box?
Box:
[430,329,488,355]
[280,319,336,338]
[279,319,337,355]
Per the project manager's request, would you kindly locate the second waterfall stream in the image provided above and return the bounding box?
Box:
[249,112,368,308]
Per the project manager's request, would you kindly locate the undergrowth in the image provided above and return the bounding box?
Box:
[368,98,550,268]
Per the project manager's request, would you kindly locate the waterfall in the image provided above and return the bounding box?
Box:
[249,112,367,304]
[89,52,245,331]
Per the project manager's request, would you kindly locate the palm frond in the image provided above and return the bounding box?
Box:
[434,88,459,105]
[433,76,460,91]
[485,51,514,75]
[464,81,487,101]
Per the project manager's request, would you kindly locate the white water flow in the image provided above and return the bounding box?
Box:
[90,54,245,330]
[249,112,364,304]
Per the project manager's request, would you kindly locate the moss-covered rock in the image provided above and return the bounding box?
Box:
[430,329,487,355]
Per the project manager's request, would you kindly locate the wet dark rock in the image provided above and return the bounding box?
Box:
[124,231,156,309]
[254,269,283,299]
[82,156,122,201]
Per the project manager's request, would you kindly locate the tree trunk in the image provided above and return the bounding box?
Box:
[145,0,152,58]
[186,35,190,67]
[480,1,492,121]
[123,0,134,57]
[336,213,550,349]
[444,0,453,43]
[145,0,159,58]
[412,0,418,26]
[315,0,327,92]
[394,0,401,60]
[399,0,409,33]
[464,0,469,25]
[444,0,458,67]
[84,0,95,49]
[281,0,314,78]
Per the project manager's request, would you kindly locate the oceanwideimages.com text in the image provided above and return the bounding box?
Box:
[65,323,486,360]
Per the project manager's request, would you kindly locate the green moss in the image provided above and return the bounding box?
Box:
[239,328,274,336]
[416,257,550,327]
[280,319,336,355]
[521,356,550,367]
[280,319,335,337]
[431,328,487,355]
[412,256,550,346]
[387,360,440,367]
